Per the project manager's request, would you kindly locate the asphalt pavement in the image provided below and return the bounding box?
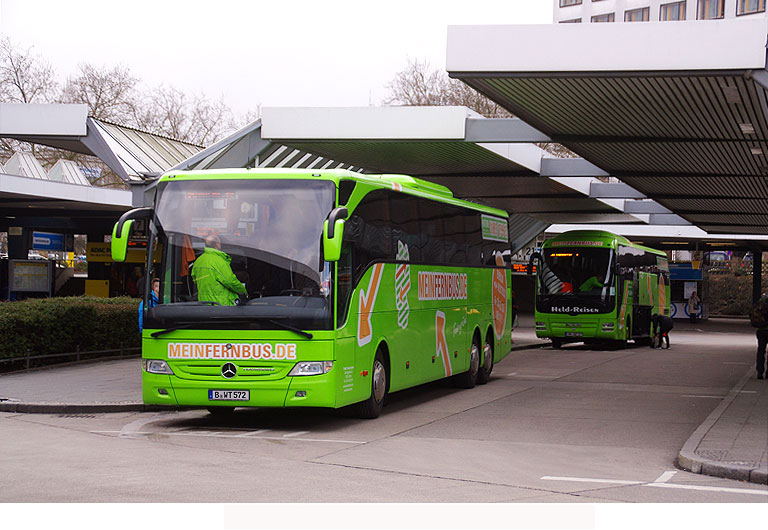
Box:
[1,314,766,485]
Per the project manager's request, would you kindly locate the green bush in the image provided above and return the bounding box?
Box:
[0,296,140,368]
[707,273,756,316]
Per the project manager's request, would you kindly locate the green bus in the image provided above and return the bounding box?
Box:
[528,230,670,349]
[112,169,513,418]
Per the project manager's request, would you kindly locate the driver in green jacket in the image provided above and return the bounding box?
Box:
[191,234,247,306]
[578,275,604,292]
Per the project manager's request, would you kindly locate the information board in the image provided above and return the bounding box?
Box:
[9,260,52,293]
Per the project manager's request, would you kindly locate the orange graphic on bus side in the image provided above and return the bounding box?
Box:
[358,263,384,346]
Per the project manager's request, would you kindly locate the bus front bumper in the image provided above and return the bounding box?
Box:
[535,320,624,341]
[142,371,338,408]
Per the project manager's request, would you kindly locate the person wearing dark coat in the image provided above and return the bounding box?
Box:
[651,313,674,349]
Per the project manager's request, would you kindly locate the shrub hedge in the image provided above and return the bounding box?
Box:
[0,296,140,368]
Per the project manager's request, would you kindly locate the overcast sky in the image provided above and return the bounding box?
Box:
[0,0,552,116]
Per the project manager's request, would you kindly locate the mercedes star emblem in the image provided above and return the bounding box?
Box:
[221,362,237,379]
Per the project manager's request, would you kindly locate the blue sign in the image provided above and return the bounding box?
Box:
[32,231,65,251]
[669,264,703,281]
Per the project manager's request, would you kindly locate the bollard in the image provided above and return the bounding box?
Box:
[26,348,31,370]
[76,344,80,362]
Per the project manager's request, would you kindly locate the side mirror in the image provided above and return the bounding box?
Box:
[111,207,153,262]
[527,251,542,276]
[323,207,348,262]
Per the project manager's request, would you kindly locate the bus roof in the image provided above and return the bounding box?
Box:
[159,168,509,218]
[544,230,666,257]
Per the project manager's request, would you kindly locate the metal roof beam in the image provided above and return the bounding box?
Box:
[622,200,673,214]
[540,158,609,177]
[464,118,551,142]
[173,120,267,171]
[649,214,691,225]
[590,182,646,199]
[748,69,768,92]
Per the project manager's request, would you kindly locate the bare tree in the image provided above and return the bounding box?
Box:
[136,86,238,146]
[59,63,139,123]
[0,36,59,162]
[1,37,258,185]
[384,59,577,157]
[0,36,57,104]
[384,59,510,117]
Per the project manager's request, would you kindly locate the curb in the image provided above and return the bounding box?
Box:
[0,401,185,414]
[509,340,550,352]
[677,367,768,485]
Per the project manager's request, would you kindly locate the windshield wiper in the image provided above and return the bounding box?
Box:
[148,318,313,339]
[166,301,221,306]
[264,319,313,339]
[150,323,195,338]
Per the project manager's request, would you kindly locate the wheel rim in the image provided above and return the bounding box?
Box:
[469,344,480,377]
[483,342,492,371]
[372,359,386,403]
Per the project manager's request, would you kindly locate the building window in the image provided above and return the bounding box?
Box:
[625,7,650,21]
[737,0,766,15]
[661,1,686,20]
[560,18,582,23]
[697,0,724,19]
[591,12,616,22]
[559,0,582,6]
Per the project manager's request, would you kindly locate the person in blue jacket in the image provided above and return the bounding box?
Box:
[138,278,159,333]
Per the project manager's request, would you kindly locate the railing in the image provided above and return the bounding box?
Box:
[0,344,140,372]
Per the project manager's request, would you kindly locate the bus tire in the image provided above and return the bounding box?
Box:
[454,338,480,389]
[551,338,563,349]
[476,335,494,385]
[355,349,387,419]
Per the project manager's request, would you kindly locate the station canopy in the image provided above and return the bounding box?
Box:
[446,18,768,236]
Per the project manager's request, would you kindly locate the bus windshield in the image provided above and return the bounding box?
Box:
[537,247,615,311]
[147,179,336,330]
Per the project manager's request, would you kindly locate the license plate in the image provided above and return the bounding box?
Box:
[208,390,250,401]
[565,332,583,337]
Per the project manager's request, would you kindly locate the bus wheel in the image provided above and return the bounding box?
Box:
[476,338,494,385]
[551,338,563,349]
[207,406,235,417]
[355,349,387,419]
[454,340,480,389]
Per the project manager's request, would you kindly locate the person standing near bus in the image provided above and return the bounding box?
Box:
[688,290,700,324]
[191,233,247,306]
[138,278,160,333]
[651,313,674,349]
[753,294,768,379]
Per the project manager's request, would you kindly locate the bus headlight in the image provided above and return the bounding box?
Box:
[535,321,547,331]
[288,361,333,376]
[144,359,174,375]
[601,322,615,332]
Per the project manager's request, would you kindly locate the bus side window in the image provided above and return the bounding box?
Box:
[337,242,353,328]
[389,194,422,262]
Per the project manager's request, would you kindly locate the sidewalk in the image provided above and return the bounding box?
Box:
[677,368,768,485]
[0,317,765,485]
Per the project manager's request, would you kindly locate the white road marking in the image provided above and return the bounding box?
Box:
[92,430,364,444]
[541,474,768,497]
[283,431,309,438]
[681,395,724,399]
[646,482,768,496]
[739,390,757,394]
[653,470,677,483]
[233,429,270,437]
[506,372,518,376]
[723,362,750,365]
[541,476,643,485]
